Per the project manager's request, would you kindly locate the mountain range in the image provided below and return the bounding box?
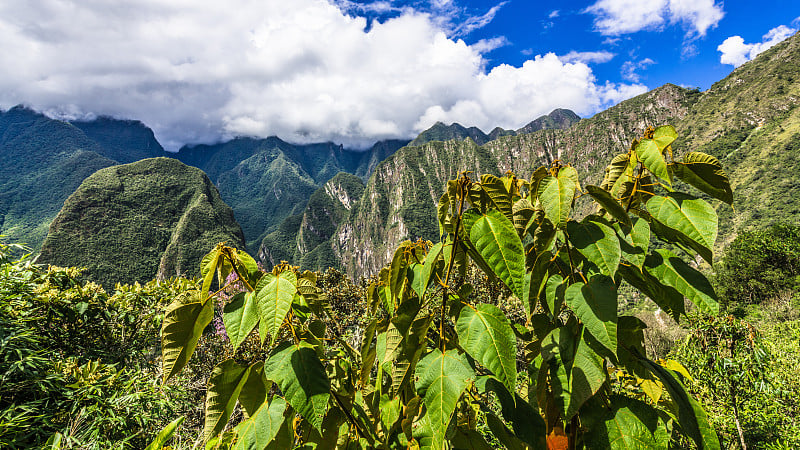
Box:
[2,31,798,283]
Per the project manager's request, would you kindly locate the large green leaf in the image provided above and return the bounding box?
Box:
[255,271,297,345]
[232,398,287,450]
[538,167,578,228]
[415,349,475,449]
[239,362,268,417]
[543,274,566,316]
[671,151,733,204]
[565,276,618,356]
[477,376,547,448]
[542,327,606,420]
[469,174,516,221]
[615,218,649,269]
[462,209,526,301]
[583,395,670,449]
[646,193,717,263]
[144,416,184,450]
[263,342,330,431]
[645,250,719,315]
[512,198,535,237]
[223,292,259,350]
[204,360,251,442]
[524,250,553,319]
[640,359,720,450]
[586,185,631,227]
[456,304,517,393]
[635,138,670,185]
[566,218,621,278]
[566,330,607,419]
[161,290,213,382]
[618,263,684,322]
[415,242,443,299]
[601,153,630,191]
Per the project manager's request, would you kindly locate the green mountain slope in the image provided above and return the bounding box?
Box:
[175,137,407,251]
[671,31,800,245]
[258,172,365,271]
[38,157,245,288]
[70,116,165,164]
[0,107,169,249]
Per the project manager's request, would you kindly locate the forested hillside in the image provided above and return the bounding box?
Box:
[38,158,245,288]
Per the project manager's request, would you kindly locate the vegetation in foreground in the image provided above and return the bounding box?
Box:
[3,125,800,449]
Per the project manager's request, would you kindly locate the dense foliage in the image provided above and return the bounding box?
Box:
[0,241,194,449]
[162,125,734,448]
[714,223,800,309]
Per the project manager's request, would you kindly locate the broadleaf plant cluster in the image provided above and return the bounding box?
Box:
[162,125,731,448]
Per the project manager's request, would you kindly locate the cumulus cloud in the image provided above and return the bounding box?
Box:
[585,0,724,37]
[718,25,797,67]
[558,50,616,64]
[0,0,647,150]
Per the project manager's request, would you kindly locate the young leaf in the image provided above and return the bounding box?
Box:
[144,416,185,450]
[652,125,677,151]
[565,276,618,356]
[204,360,251,443]
[635,139,671,185]
[538,167,578,228]
[462,209,526,301]
[263,342,331,432]
[255,271,297,345]
[566,218,621,278]
[223,292,259,351]
[456,303,517,393]
[646,193,717,263]
[200,245,224,300]
[645,250,719,315]
[232,398,287,450]
[415,349,475,449]
[162,290,213,383]
[671,151,733,204]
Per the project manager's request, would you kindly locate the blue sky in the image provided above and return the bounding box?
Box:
[0,1,798,149]
[341,0,800,89]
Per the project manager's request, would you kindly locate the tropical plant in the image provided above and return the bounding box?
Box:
[162,125,731,448]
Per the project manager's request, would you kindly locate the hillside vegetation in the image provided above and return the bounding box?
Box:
[38,158,245,288]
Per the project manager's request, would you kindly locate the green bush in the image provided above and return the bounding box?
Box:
[0,244,195,448]
[714,223,800,310]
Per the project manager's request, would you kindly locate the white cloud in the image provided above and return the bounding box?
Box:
[0,0,646,150]
[549,10,560,19]
[718,25,797,67]
[621,58,656,82]
[585,0,723,37]
[471,36,510,54]
[558,50,616,64]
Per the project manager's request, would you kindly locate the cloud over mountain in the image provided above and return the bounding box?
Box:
[0,0,645,150]
[718,25,798,67]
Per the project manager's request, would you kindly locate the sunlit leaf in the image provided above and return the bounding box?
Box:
[161,290,213,383]
[456,304,517,393]
[415,349,474,449]
[255,270,297,345]
[263,342,330,431]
